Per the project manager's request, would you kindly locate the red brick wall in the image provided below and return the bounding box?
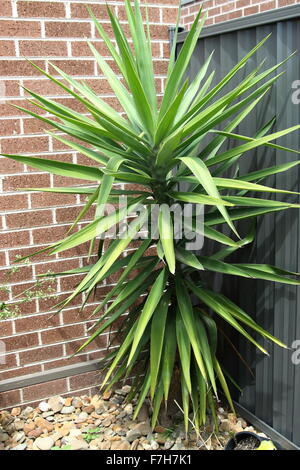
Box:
[181,0,300,28]
[0,0,178,409]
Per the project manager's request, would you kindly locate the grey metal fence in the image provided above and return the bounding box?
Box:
[177,5,300,448]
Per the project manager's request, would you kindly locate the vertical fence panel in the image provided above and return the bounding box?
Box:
[178,14,300,445]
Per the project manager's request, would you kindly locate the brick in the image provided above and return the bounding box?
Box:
[29,153,74,168]
[0,264,33,283]
[207,6,220,18]
[32,224,71,245]
[66,334,107,356]
[0,20,41,38]
[53,172,93,187]
[41,323,85,344]
[0,353,18,371]
[260,1,276,11]
[0,194,28,212]
[38,291,82,313]
[183,14,196,26]
[11,278,57,298]
[0,251,6,266]
[51,96,87,113]
[8,246,55,264]
[23,117,52,134]
[0,230,30,249]
[1,80,21,97]
[18,1,66,18]
[35,258,80,276]
[19,344,64,365]
[62,304,98,324]
[23,79,68,96]
[0,390,21,409]
[0,364,41,381]
[278,0,296,5]
[15,313,60,333]
[236,0,250,8]
[71,40,110,57]
[69,370,103,390]
[228,10,243,20]
[149,24,169,41]
[70,3,110,20]
[79,77,113,95]
[0,60,46,77]
[1,135,49,154]
[87,349,106,361]
[3,173,50,191]
[148,0,178,3]
[0,319,13,337]
[15,299,37,315]
[55,205,94,224]
[22,377,67,401]
[49,59,95,76]
[94,22,129,39]
[117,5,161,23]
[0,99,45,118]
[0,40,15,57]
[214,13,230,23]
[0,285,10,301]
[221,2,236,12]
[0,118,20,136]
[244,6,259,15]
[59,274,86,291]
[153,59,168,75]
[0,155,24,174]
[30,191,76,208]
[45,21,91,38]
[6,209,53,229]
[19,40,68,57]
[1,1,12,16]
[4,332,39,352]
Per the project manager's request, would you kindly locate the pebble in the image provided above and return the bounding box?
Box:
[24,423,35,435]
[35,437,54,450]
[14,420,25,431]
[39,402,50,413]
[13,431,25,443]
[126,422,151,443]
[111,440,131,450]
[11,408,22,417]
[0,432,9,442]
[61,406,75,415]
[124,404,133,415]
[11,443,27,451]
[65,438,89,450]
[48,396,64,414]
[102,418,112,427]
[28,429,43,439]
[21,407,34,419]
[69,429,82,437]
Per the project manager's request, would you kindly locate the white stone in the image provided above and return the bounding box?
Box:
[39,401,50,412]
[35,437,55,451]
[61,406,75,414]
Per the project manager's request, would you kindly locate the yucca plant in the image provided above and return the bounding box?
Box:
[3,1,300,432]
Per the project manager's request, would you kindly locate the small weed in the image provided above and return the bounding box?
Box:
[51,445,72,451]
[82,427,101,443]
